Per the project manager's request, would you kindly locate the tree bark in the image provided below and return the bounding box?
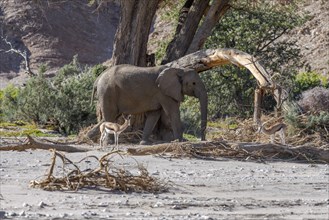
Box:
[187,0,231,54]
[161,0,210,64]
[254,88,263,123]
[112,0,160,67]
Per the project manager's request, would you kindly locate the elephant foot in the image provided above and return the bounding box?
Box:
[140,140,152,145]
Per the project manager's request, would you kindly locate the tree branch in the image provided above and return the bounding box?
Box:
[161,0,210,64]
[166,48,274,88]
[187,0,231,54]
[256,29,288,52]
[0,37,36,77]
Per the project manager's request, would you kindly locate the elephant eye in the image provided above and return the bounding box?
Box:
[192,82,196,85]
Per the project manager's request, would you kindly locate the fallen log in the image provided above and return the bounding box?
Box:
[167,48,274,88]
[0,135,91,152]
[127,141,329,163]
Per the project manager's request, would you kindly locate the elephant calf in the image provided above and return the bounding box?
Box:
[93,64,208,144]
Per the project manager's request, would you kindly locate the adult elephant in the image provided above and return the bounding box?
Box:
[93,64,208,144]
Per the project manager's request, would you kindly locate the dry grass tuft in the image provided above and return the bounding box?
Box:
[30,150,168,193]
[207,115,328,148]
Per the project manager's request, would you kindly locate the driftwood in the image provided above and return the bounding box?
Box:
[30,150,168,192]
[0,135,91,152]
[127,141,329,163]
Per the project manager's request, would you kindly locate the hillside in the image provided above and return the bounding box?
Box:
[0,0,119,88]
[288,0,329,75]
[0,0,328,89]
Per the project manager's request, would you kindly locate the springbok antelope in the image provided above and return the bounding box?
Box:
[99,115,131,148]
[257,120,287,145]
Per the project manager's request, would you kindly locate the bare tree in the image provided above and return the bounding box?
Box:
[0,37,35,77]
[162,0,231,64]
[111,0,231,66]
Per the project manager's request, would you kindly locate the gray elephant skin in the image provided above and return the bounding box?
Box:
[93,64,208,144]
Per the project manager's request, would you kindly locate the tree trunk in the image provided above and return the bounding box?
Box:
[187,0,231,54]
[161,0,210,64]
[112,0,160,67]
[254,88,263,123]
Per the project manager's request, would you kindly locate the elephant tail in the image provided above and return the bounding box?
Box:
[90,78,98,107]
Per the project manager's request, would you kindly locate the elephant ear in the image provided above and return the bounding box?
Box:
[156,68,184,102]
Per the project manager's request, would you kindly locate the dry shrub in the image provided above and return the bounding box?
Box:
[207,113,328,148]
[285,113,329,147]
[297,87,329,113]
[207,116,285,144]
[30,150,168,192]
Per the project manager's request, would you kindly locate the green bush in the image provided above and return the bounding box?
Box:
[0,84,21,122]
[181,97,201,136]
[91,64,107,78]
[293,71,328,96]
[0,58,100,134]
[179,2,304,134]
[51,69,96,134]
[18,73,55,124]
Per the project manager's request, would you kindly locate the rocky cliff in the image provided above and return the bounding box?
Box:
[0,0,119,88]
[289,0,329,75]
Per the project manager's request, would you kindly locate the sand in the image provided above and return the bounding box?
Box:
[0,144,328,219]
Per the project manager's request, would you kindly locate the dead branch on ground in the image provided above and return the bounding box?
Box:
[0,135,91,152]
[30,150,168,192]
[127,141,329,163]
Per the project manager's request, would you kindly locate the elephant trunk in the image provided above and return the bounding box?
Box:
[195,86,208,141]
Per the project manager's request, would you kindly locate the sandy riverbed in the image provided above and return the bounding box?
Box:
[0,143,328,219]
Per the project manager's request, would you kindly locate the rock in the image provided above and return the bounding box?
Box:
[38,201,47,208]
[19,210,25,216]
[6,212,18,217]
[22,202,30,207]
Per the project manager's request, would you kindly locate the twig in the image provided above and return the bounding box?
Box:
[47,150,57,180]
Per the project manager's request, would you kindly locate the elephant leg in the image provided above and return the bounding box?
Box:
[159,109,174,141]
[170,110,183,141]
[140,110,161,145]
[161,99,183,141]
[99,99,118,145]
